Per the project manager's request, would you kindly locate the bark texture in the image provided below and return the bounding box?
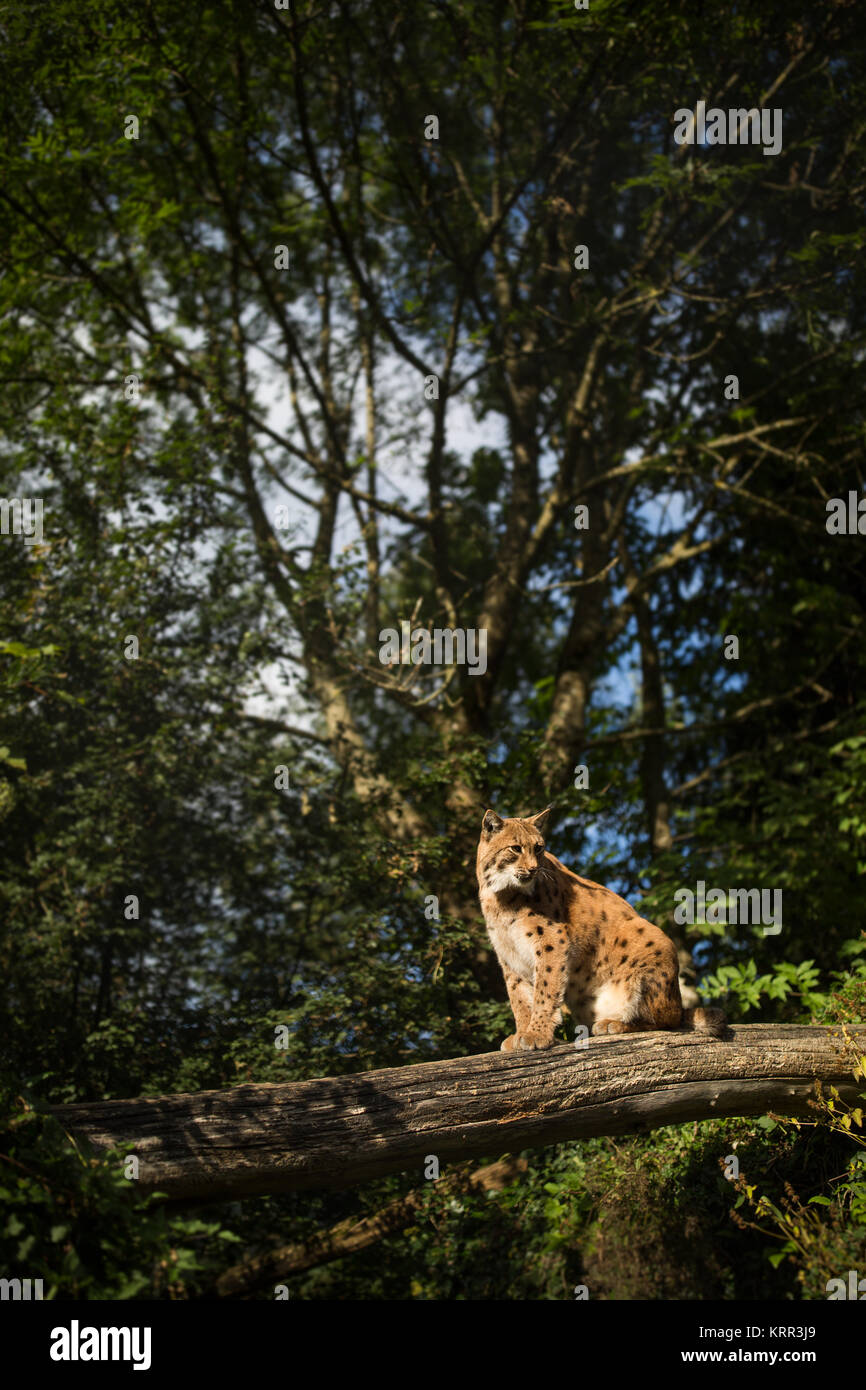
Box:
[51,1025,864,1201]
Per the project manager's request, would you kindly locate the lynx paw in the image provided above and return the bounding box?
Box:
[591,1018,630,1035]
[500,1033,519,1052]
[516,1028,555,1051]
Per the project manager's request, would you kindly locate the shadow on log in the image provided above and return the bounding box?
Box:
[50,1024,865,1202]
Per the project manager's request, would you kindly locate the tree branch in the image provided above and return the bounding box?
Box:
[51,1025,864,1200]
[213,1156,528,1297]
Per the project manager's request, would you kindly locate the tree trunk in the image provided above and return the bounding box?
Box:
[50,1025,863,1201]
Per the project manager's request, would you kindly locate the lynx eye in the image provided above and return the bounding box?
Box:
[510,844,521,853]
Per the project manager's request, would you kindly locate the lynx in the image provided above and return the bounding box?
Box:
[477,807,726,1050]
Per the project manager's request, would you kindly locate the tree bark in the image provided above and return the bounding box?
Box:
[50,1025,864,1202]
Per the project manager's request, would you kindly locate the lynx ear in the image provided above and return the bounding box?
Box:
[528,805,552,831]
[482,809,504,837]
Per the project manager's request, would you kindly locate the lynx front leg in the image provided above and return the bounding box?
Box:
[501,968,533,1052]
[519,935,570,1051]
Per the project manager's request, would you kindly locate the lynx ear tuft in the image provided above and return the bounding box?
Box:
[529,805,553,830]
[482,809,504,836]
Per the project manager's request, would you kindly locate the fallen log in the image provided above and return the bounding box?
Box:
[50,1024,865,1201]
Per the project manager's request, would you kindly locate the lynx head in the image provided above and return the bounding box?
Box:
[478,806,552,895]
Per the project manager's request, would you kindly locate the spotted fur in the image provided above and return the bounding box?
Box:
[477,807,727,1051]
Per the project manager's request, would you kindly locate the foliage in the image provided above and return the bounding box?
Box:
[729,1028,866,1298]
[0,1073,239,1299]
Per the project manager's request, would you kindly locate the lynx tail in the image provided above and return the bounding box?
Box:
[681,1006,727,1038]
